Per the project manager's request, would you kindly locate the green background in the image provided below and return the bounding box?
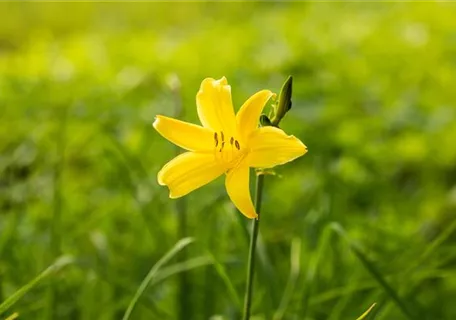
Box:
[1,2,456,319]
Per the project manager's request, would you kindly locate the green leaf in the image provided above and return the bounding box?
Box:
[356,303,377,320]
[0,256,74,315]
[330,223,414,320]
[122,237,194,320]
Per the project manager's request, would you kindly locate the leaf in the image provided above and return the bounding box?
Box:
[207,252,242,310]
[273,238,301,320]
[330,223,414,320]
[0,256,74,315]
[356,303,376,320]
[122,237,194,320]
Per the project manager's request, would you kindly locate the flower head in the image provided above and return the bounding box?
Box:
[153,77,307,219]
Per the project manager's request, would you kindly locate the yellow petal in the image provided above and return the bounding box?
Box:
[153,115,214,152]
[158,152,225,198]
[246,126,307,168]
[196,77,236,136]
[225,165,257,219]
[236,90,274,142]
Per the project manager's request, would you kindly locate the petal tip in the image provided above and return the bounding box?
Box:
[300,141,308,155]
[262,89,274,97]
[239,208,258,219]
[200,76,229,89]
[289,135,308,156]
[169,192,179,199]
[152,116,160,129]
[153,115,168,131]
[218,76,228,85]
[169,188,188,199]
[256,90,275,103]
[157,173,166,186]
[250,212,259,219]
[200,77,216,89]
[157,165,169,186]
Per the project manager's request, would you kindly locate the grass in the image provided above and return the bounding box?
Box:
[1,2,456,319]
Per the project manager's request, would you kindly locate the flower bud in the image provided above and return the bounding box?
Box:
[271,76,292,126]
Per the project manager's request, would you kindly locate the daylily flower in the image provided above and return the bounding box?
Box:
[153,77,307,219]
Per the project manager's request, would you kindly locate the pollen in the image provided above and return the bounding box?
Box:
[214,132,219,147]
[213,131,245,168]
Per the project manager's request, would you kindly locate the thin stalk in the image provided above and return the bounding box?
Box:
[0,271,3,303]
[0,256,73,315]
[176,198,190,320]
[46,106,67,320]
[242,173,264,320]
[122,238,194,320]
[168,74,191,320]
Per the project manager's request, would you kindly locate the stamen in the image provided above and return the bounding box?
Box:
[213,132,243,167]
[229,137,234,160]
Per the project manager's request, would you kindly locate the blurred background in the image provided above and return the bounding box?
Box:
[1,2,456,320]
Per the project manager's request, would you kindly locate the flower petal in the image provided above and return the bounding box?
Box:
[236,90,274,142]
[158,152,225,198]
[196,77,236,136]
[225,165,257,219]
[246,126,307,168]
[153,115,214,152]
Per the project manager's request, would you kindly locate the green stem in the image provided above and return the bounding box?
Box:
[169,74,191,320]
[242,173,265,320]
[176,198,191,320]
[46,107,67,320]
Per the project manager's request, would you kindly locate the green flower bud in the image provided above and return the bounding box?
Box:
[271,76,293,126]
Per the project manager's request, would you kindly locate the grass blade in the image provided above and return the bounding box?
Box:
[299,223,334,318]
[4,312,19,320]
[208,252,242,310]
[330,223,414,320]
[273,238,301,320]
[356,303,376,320]
[409,218,456,272]
[46,106,67,320]
[151,256,213,286]
[0,256,73,315]
[122,237,194,320]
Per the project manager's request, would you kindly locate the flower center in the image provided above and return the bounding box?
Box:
[213,131,246,169]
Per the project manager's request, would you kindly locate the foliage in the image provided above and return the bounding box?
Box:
[1,2,456,319]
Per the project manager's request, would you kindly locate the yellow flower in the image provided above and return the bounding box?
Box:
[153,77,307,219]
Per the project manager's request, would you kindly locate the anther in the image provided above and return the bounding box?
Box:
[219,142,225,152]
[221,131,225,142]
[235,140,240,150]
[214,132,219,147]
[230,137,234,145]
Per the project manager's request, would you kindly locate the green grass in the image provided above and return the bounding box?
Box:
[1,2,456,319]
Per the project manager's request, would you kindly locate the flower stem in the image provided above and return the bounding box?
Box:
[242,173,264,320]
